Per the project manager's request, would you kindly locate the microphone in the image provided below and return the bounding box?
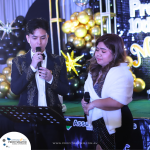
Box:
[36,47,42,70]
[84,92,90,103]
[83,92,90,122]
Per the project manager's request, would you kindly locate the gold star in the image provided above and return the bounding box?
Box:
[0,19,20,40]
[61,50,84,76]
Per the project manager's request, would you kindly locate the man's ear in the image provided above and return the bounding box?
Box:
[26,35,30,44]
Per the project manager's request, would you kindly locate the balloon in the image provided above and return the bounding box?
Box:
[77,57,86,65]
[13,30,22,37]
[85,24,90,30]
[16,39,24,48]
[16,15,25,25]
[86,41,92,49]
[75,25,87,38]
[84,8,93,16]
[64,89,75,101]
[72,19,79,27]
[9,40,15,47]
[77,11,89,24]
[0,81,10,93]
[88,20,95,27]
[65,42,74,53]
[89,26,101,38]
[84,34,91,42]
[94,12,106,25]
[75,86,84,98]
[12,47,18,54]
[82,63,89,72]
[79,73,88,85]
[125,56,133,67]
[73,37,85,49]
[6,52,16,58]
[72,49,80,56]
[133,78,146,92]
[12,22,20,28]
[0,91,6,98]
[62,20,72,34]
[6,57,14,68]
[68,77,79,91]
[93,1,100,13]
[67,71,75,78]
[75,67,82,75]
[90,46,96,57]
[2,67,11,75]
[80,49,91,59]
[0,74,7,83]
[74,0,90,7]
[67,34,75,43]
[6,73,11,83]
[70,12,79,20]
[17,50,26,56]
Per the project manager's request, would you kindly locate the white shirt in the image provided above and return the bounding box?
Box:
[30,50,53,106]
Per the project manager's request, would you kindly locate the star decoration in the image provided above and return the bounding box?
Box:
[61,50,84,76]
[0,19,20,40]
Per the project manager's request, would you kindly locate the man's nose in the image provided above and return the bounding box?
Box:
[37,38,42,45]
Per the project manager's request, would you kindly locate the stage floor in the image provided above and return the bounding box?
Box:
[0,98,150,118]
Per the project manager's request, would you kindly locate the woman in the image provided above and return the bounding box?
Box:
[81,34,133,150]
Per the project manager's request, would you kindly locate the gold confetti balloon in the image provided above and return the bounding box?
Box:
[72,19,79,27]
[125,56,133,67]
[0,81,10,93]
[70,12,79,20]
[75,25,87,38]
[62,20,72,34]
[17,50,26,56]
[6,57,14,68]
[2,67,11,76]
[77,11,89,24]
[84,34,92,42]
[133,78,146,92]
[94,12,106,25]
[73,37,85,49]
[0,74,7,83]
[89,26,101,38]
[67,34,75,43]
[88,20,95,28]
[6,73,11,83]
[86,41,92,49]
[85,24,90,30]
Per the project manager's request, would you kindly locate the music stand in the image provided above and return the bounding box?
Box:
[0,106,72,148]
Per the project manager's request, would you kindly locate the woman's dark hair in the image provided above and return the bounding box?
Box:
[26,18,49,35]
[89,33,126,85]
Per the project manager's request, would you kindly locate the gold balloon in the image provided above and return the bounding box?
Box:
[67,34,75,43]
[88,15,93,20]
[0,81,10,93]
[85,24,90,30]
[70,26,77,33]
[94,12,106,25]
[86,41,92,49]
[103,24,107,34]
[132,74,136,81]
[125,56,133,67]
[84,8,93,16]
[2,67,11,76]
[6,73,11,83]
[72,19,79,27]
[89,26,101,38]
[8,88,19,99]
[0,74,6,83]
[77,11,89,24]
[73,37,85,49]
[84,34,92,42]
[75,25,87,38]
[0,91,6,98]
[70,14,77,20]
[133,78,146,92]
[88,20,95,27]
[62,20,72,34]
[17,50,26,56]
[6,57,14,68]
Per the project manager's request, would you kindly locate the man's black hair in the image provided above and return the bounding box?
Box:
[26,18,49,35]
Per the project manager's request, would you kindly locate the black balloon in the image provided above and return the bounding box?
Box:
[80,49,91,60]
[14,30,23,37]
[75,86,84,99]
[76,67,82,75]
[72,49,80,56]
[65,42,74,53]
[16,16,25,25]
[79,73,88,85]
[77,57,86,65]
[16,39,24,48]
[12,22,20,28]
[82,63,89,72]
[7,52,16,58]
[12,47,18,54]
[67,71,75,78]
[64,89,75,101]
[9,40,15,47]
[68,77,79,91]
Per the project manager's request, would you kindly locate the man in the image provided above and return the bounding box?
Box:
[11,18,69,149]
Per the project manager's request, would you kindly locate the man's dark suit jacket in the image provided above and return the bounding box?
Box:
[11,50,69,115]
